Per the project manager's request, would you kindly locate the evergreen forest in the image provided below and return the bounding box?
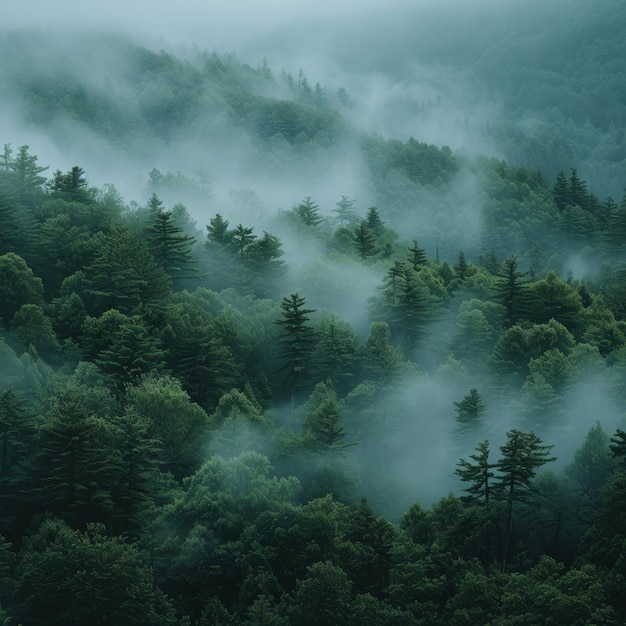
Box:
[1,1,626,623]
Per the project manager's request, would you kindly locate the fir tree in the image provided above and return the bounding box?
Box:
[274,293,317,403]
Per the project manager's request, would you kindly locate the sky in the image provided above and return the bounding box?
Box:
[4,0,409,49]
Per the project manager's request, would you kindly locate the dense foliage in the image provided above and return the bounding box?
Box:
[1,17,626,624]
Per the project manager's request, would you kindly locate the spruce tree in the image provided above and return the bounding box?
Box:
[453,388,485,424]
[353,220,378,260]
[145,202,197,282]
[332,195,357,226]
[493,256,533,326]
[274,293,317,402]
[407,240,428,270]
[496,429,556,569]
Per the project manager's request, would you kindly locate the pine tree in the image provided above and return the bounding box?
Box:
[454,251,468,280]
[407,240,428,270]
[453,388,485,424]
[145,204,197,282]
[493,256,533,326]
[496,429,556,569]
[230,223,256,258]
[553,171,569,211]
[332,195,357,226]
[35,393,118,525]
[7,145,48,205]
[456,440,496,505]
[48,166,90,201]
[205,213,232,245]
[353,220,378,260]
[365,206,385,237]
[0,184,19,255]
[378,262,433,349]
[83,228,171,315]
[303,382,352,451]
[292,197,323,229]
[274,293,317,402]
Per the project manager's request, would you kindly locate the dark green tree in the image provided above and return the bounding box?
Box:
[493,256,533,326]
[205,213,232,245]
[0,253,45,326]
[454,251,469,280]
[292,197,323,229]
[377,262,433,349]
[553,171,569,211]
[82,226,171,315]
[456,440,496,505]
[15,518,177,625]
[287,561,352,626]
[5,145,48,206]
[230,223,256,258]
[0,185,19,255]
[407,240,428,270]
[453,388,485,424]
[274,294,317,403]
[353,220,378,260]
[496,429,556,569]
[35,393,118,525]
[303,382,351,452]
[48,166,90,202]
[0,389,37,536]
[145,200,196,282]
[365,206,385,237]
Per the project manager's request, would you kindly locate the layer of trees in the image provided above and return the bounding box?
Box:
[1,137,625,623]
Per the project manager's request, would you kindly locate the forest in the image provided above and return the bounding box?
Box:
[1,1,626,623]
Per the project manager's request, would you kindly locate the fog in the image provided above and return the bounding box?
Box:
[2,0,624,516]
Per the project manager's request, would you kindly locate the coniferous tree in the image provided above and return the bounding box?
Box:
[6,145,48,206]
[453,388,485,424]
[35,393,118,525]
[332,195,357,226]
[0,185,19,255]
[274,293,317,403]
[353,220,378,260]
[454,251,468,280]
[230,223,256,258]
[48,166,90,201]
[496,429,556,569]
[83,227,172,315]
[378,262,433,349]
[365,206,385,237]
[553,171,569,211]
[407,240,428,270]
[205,213,232,245]
[0,389,37,536]
[493,256,533,326]
[303,382,351,452]
[456,440,496,505]
[292,197,323,229]
[145,202,197,282]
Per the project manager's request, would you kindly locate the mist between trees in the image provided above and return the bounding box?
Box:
[1,10,626,623]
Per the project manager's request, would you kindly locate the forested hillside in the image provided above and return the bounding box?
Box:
[1,6,626,624]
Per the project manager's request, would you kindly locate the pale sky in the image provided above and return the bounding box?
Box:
[3,0,412,49]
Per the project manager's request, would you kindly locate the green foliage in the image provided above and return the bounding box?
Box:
[0,253,45,326]
[126,373,211,477]
[274,293,317,400]
[15,518,177,625]
[453,388,485,424]
[3,27,626,622]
